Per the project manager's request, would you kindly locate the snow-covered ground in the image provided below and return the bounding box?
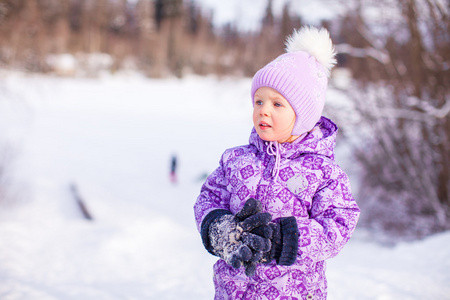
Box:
[0,73,449,300]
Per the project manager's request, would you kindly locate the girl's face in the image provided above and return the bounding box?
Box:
[253,87,297,143]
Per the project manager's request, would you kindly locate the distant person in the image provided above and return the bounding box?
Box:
[193,26,360,299]
[170,154,177,184]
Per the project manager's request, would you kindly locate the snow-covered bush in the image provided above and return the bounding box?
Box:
[45,53,114,77]
[75,53,114,77]
[350,83,449,238]
[46,53,77,76]
[336,0,449,239]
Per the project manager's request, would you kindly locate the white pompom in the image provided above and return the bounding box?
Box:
[285,26,337,77]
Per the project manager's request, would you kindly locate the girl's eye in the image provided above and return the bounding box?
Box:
[255,100,263,105]
[274,102,282,107]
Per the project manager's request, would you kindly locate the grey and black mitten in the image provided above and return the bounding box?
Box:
[200,198,272,275]
[207,213,252,268]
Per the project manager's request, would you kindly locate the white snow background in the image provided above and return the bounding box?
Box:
[0,72,449,300]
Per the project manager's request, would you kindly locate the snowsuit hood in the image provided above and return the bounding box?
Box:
[249,116,337,176]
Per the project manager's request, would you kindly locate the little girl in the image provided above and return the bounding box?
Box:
[194,26,360,300]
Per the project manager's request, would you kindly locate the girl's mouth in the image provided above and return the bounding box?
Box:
[259,122,271,130]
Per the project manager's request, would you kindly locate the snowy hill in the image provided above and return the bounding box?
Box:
[0,73,449,299]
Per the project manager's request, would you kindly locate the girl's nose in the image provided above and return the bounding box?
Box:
[260,105,270,116]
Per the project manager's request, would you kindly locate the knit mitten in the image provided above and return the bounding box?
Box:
[208,214,252,268]
[201,198,272,275]
[261,216,298,266]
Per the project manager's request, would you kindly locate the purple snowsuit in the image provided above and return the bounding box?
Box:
[194,117,360,300]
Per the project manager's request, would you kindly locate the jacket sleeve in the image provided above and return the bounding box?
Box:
[194,151,232,233]
[295,165,360,263]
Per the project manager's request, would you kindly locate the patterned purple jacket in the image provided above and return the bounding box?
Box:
[194,117,360,300]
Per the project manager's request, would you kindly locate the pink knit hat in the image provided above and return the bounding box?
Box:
[251,26,337,136]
